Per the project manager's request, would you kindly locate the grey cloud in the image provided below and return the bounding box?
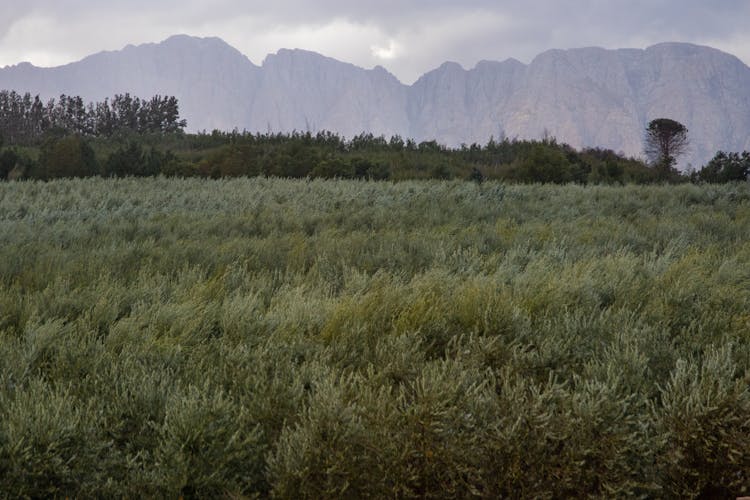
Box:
[5,0,749,32]
[1,0,749,81]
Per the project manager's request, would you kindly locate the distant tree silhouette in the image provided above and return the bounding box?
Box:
[695,151,750,183]
[644,118,689,181]
[0,90,187,144]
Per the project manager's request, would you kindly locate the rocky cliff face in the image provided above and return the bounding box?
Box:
[407,43,750,168]
[2,35,749,167]
[407,58,526,144]
[248,49,409,138]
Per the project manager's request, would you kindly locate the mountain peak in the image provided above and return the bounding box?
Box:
[643,41,745,62]
[263,48,329,65]
[163,34,214,44]
[473,58,526,71]
[113,34,234,52]
[438,61,465,72]
[646,41,708,51]
[77,34,256,69]
[159,34,252,58]
[2,61,36,71]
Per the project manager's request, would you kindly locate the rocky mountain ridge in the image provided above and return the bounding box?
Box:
[2,35,749,167]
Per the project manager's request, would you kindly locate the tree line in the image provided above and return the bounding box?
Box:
[0,129,665,183]
[0,129,747,184]
[0,91,747,183]
[0,90,186,144]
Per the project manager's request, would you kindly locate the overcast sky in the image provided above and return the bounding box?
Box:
[1,0,748,83]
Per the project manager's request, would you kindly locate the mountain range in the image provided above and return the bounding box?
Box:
[2,34,749,168]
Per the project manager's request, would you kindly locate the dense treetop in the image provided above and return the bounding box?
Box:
[0,90,186,144]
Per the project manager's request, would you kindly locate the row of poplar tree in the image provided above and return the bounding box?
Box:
[0,90,187,144]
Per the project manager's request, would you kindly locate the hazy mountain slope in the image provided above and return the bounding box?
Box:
[629,43,750,167]
[407,58,526,144]
[2,35,749,167]
[501,47,644,153]
[248,49,409,138]
[0,35,261,132]
[409,43,750,167]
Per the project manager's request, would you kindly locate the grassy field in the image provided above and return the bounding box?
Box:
[0,177,749,498]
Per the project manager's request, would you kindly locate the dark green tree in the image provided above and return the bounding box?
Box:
[310,157,351,178]
[104,142,144,177]
[468,167,485,184]
[37,135,98,179]
[506,143,574,184]
[696,151,750,183]
[0,149,19,180]
[644,118,689,180]
[0,134,8,179]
